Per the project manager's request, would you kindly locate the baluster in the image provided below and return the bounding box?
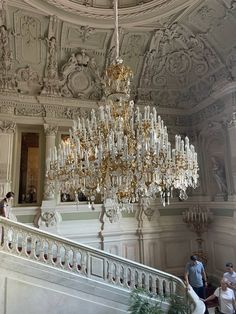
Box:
[35,238,41,258]
[169,280,174,296]
[156,277,161,295]
[52,242,59,265]
[76,251,82,272]
[162,279,167,297]
[144,272,149,290]
[16,231,23,254]
[22,232,28,257]
[115,263,121,285]
[47,240,53,265]
[164,279,171,297]
[107,259,113,283]
[123,265,128,288]
[30,236,37,259]
[59,246,66,268]
[10,229,17,254]
[137,270,142,288]
[64,247,70,270]
[151,274,157,295]
[39,239,45,262]
[80,251,87,275]
[130,268,135,289]
[72,249,78,272]
[111,262,116,283]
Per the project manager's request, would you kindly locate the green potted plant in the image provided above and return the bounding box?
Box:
[128,288,191,314]
[128,288,164,314]
[168,294,191,314]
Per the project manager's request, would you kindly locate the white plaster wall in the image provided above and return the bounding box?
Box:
[206,213,236,283]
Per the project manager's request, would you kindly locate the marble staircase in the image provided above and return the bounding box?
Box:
[0,217,205,314]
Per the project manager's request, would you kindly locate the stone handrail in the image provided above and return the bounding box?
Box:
[0,217,204,313]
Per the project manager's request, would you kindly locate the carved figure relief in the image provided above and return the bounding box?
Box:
[0,22,16,91]
[16,65,41,94]
[40,211,57,227]
[211,156,228,197]
[41,16,60,96]
[76,25,95,42]
[60,49,103,100]
[0,0,7,26]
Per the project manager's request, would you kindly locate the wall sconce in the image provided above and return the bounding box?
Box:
[183,204,213,265]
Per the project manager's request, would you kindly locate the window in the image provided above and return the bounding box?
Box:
[16,130,43,205]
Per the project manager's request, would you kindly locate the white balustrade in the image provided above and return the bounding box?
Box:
[0,217,198,312]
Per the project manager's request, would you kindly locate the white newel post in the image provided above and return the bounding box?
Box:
[0,120,16,198]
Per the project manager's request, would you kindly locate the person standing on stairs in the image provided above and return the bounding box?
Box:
[0,191,14,245]
[204,278,236,314]
[184,255,208,298]
[184,255,209,313]
[224,263,236,298]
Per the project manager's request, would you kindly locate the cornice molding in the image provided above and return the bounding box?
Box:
[0,85,234,128]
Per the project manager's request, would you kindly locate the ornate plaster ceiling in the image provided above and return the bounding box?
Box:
[3,0,236,112]
[20,0,196,26]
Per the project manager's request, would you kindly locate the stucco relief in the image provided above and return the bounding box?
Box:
[227,47,236,79]
[39,210,61,228]
[0,21,16,91]
[139,23,221,108]
[41,16,60,96]
[192,101,225,126]
[15,103,46,117]
[200,122,229,200]
[0,120,16,133]
[211,156,228,198]
[13,11,43,65]
[76,25,95,42]
[121,32,148,73]
[60,50,103,100]
[188,1,226,33]
[44,179,55,200]
[222,0,236,8]
[61,22,109,50]
[0,101,15,114]
[0,0,7,26]
[16,65,41,94]
[44,124,58,136]
[43,103,81,120]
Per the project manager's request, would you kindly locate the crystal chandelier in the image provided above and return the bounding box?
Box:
[46,0,199,211]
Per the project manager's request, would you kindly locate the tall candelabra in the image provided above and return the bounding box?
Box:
[183,205,212,265]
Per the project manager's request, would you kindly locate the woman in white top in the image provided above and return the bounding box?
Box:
[204,279,236,314]
[0,191,14,245]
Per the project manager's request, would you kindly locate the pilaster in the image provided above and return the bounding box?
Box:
[227,112,236,199]
[43,123,58,201]
[0,120,16,197]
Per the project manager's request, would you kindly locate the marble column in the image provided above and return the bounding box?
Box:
[43,124,58,201]
[0,120,16,198]
[227,112,236,198]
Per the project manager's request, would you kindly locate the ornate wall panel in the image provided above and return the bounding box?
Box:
[13,10,45,65]
[61,22,111,51]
